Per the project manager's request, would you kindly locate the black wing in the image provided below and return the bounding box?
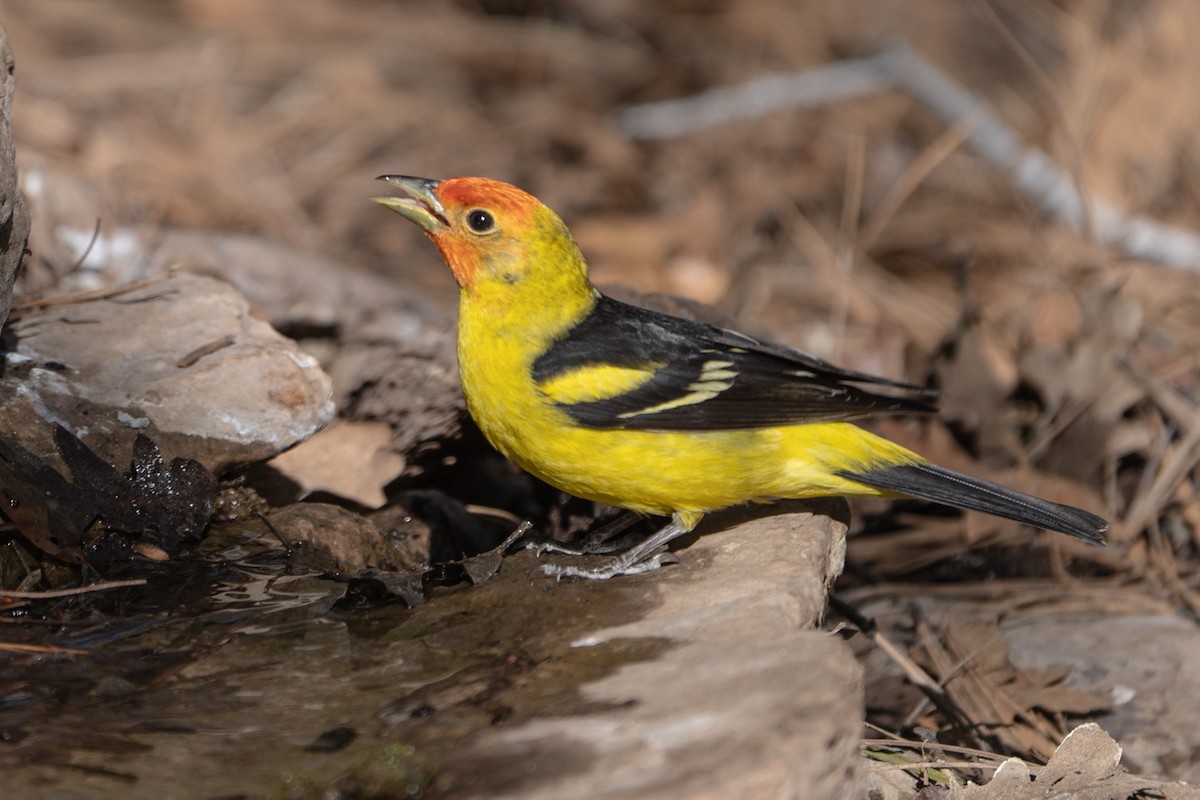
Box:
[532,294,936,431]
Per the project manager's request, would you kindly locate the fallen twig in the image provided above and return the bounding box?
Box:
[861,735,1030,772]
[0,641,89,655]
[464,504,525,527]
[615,40,1200,272]
[0,578,147,599]
[1120,420,1200,540]
[615,53,895,141]
[9,273,174,318]
[829,595,971,731]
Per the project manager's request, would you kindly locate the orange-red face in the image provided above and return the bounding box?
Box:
[373,175,541,288]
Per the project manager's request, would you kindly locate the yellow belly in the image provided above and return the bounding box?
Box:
[462,355,917,519]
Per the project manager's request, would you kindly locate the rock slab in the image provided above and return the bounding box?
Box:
[1,273,334,473]
[1005,612,1200,783]
[451,501,862,800]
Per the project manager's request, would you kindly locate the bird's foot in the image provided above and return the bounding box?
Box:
[524,540,588,557]
[536,550,680,581]
[533,515,692,581]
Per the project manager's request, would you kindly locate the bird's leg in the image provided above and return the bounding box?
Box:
[526,540,587,557]
[576,511,647,553]
[538,513,693,580]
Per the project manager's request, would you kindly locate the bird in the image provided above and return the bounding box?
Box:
[372,175,1107,579]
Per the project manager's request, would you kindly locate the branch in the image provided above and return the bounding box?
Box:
[614,40,1200,272]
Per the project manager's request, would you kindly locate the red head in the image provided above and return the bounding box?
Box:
[373,175,580,291]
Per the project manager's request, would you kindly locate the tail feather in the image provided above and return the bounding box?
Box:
[841,462,1108,545]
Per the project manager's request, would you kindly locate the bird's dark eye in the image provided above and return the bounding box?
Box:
[466,209,495,233]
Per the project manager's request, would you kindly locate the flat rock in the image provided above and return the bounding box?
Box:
[444,500,861,800]
[949,723,1200,800]
[5,501,863,799]
[138,228,467,459]
[1004,612,1200,783]
[1,273,334,473]
[39,222,466,462]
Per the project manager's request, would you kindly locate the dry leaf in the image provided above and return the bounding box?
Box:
[269,420,405,508]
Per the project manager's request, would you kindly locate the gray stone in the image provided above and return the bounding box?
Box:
[464,501,862,800]
[43,223,466,461]
[1,273,334,473]
[266,502,420,575]
[947,723,1200,800]
[139,228,466,459]
[1004,613,1200,783]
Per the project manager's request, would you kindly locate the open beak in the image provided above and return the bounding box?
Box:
[371,175,448,233]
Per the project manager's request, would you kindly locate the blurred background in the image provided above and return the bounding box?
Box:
[5,0,1200,787]
[10,0,1200,564]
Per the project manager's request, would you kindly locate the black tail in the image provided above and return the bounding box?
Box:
[841,462,1107,545]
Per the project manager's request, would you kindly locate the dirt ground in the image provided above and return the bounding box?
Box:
[4,0,1200,796]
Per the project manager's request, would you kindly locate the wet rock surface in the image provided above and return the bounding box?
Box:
[467,502,856,800]
[0,273,335,474]
[266,501,423,575]
[5,502,862,799]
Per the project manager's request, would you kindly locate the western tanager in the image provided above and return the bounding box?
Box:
[373,176,1107,579]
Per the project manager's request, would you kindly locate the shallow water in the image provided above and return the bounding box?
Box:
[2,520,668,799]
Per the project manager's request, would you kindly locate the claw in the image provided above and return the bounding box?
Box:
[537,550,679,581]
[615,552,680,576]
